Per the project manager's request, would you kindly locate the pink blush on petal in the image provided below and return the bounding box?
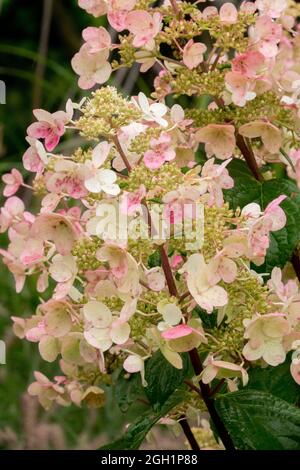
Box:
[27,122,51,139]
[45,133,60,152]
[161,324,193,340]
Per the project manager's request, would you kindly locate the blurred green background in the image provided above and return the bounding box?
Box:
[0,0,237,449]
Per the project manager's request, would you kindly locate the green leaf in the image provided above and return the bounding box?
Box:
[224,159,260,209]
[148,250,161,268]
[194,306,218,329]
[115,371,146,413]
[216,390,300,450]
[145,351,192,410]
[100,389,186,450]
[224,160,300,271]
[258,179,300,271]
[245,357,300,405]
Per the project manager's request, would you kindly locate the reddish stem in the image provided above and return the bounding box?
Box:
[188,349,236,451]
[159,245,178,297]
[236,134,263,182]
[179,415,201,451]
[113,135,132,172]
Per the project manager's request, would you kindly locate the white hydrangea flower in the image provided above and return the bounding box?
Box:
[134,92,168,127]
[84,141,120,195]
[83,300,131,351]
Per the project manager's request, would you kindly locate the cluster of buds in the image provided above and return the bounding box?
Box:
[1,0,300,419]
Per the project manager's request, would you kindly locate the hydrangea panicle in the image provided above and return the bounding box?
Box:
[1,0,300,449]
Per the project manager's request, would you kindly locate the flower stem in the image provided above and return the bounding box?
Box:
[188,348,236,451]
[236,134,263,182]
[159,244,178,297]
[184,379,202,396]
[156,233,234,449]
[179,415,201,451]
[158,245,234,449]
[112,135,132,172]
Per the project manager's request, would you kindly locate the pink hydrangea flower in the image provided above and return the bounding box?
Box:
[208,242,244,285]
[179,253,228,313]
[241,196,287,262]
[107,0,137,31]
[240,1,257,14]
[81,141,120,196]
[170,254,183,269]
[219,3,238,24]
[20,239,45,267]
[26,320,47,343]
[196,124,236,160]
[264,195,287,231]
[83,300,131,351]
[161,318,207,353]
[232,51,265,79]
[291,358,300,385]
[153,70,172,99]
[143,267,165,292]
[225,72,257,107]
[0,197,25,233]
[202,355,248,387]
[243,313,290,366]
[182,40,207,70]
[71,44,111,90]
[2,169,23,197]
[78,0,107,17]
[28,371,66,409]
[126,11,162,48]
[162,324,193,340]
[46,160,88,200]
[97,243,128,280]
[49,254,78,300]
[22,138,46,174]
[267,267,299,311]
[163,185,202,224]
[144,133,176,169]
[202,6,218,20]
[27,109,69,152]
[199,158,234,207]
[120,185,146,216]
[239,121,282,154]
[31,213,78,256]
[0,243,26,293]
[255,0,287,19]
[249,15,282,58]
[82,26,111,53]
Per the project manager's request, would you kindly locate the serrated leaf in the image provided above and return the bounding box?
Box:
[224,160,300,271]
[245,357,300,405]
[100,389,186,450]
[216,390,300,450]
[144,350,192,410]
